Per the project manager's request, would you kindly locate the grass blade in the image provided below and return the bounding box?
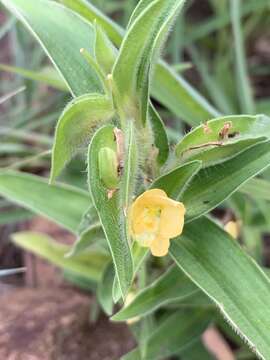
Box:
[0,171,90,232]
[230,0,255,114]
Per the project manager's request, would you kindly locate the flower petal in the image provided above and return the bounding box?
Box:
[160,202,186,238]
[150,235,170,257]
[135,189,168,206]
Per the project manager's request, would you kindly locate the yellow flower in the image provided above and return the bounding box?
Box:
[225,220,241,239]
[130,189,186,257]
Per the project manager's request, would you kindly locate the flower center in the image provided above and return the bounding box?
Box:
[142,207,161,231]
[133,206,162,246]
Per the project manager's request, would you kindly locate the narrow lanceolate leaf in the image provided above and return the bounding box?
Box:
[77,204,100,235]
[175,115,270,162]
[126,0,154,28]
[139,309,211,360]
[0,209,33,226]
[88,125,133,298]
[112,0,185,124]
[180,340,215,360]
[170,217,270,359]
[97,262,115,315]
[240,178,270,202]
[0,63,68,91]
[50,94,114,182]
[230,0,255,114]
[113,241,150,303]
[149,105,169,165]
[0,171,89,232]
[66,223,104,258]
[59,0,124,46]
[151,160,202,200]
[112,266,199,321]
[152,61,220,126]
[12,232,109,282]
[121,349,141,360]
[1,0,103,96]
[94,22,117,74]
[182,140,270,222]
[179,137,264,168]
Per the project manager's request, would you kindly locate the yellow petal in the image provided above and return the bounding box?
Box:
[133,232,155,247]
[160,202,186,238]
[134,189,168,207]
[225,221,239,239]
[130,189,166,235]
[150,235,170,257]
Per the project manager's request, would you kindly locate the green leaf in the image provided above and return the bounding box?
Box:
[170,216,270,359]
[112,266,199,321]
[88,125,133,298]
[112,0,185,124]
[97,262,115,315]
[12,231,109,282]
[180,340,215,360]
[76,204,100,234]
[0,208,33,225]
[230,0,255,114]
[151,160,202,200]
[66,223,104,257]
[182,140,270,222]
[181,137,265,168]
[113,241,149,304]
[59,0,124,46]
[140,309,211,360]
[240,178,270,202]
[63,269,96,292]
[0,63,68,91]
[0,171,89,232]
[175,115,270,161]
[121,349,141,360]
[126,0,154,28]
[2,0,103,96]
[152,62,220,126]
[149,105,169,165]
[94,22,117,74]
[50,93,114,182]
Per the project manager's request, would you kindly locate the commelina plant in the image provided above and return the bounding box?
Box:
[1,0,270,359]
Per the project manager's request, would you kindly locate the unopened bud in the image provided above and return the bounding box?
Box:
[98,147,118,190]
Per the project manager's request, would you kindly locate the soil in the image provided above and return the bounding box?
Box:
[0,287,135,360]
[0,218,135,360]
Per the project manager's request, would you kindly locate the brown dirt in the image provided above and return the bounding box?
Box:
[0,218,135,359]
[0,287,135,360]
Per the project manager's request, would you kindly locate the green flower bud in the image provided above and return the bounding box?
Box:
[98,147,119,190]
